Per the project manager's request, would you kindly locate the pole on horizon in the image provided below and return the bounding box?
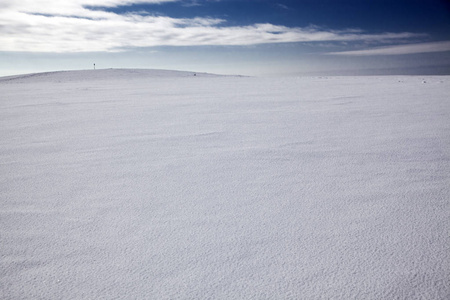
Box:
[94,63,96,70]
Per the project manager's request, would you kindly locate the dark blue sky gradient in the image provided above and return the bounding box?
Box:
[92,0,450,39]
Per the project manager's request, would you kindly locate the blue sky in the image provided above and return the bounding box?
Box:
[1,0,450,76]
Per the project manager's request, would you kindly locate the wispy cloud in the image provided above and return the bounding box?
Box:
[0,0,426,52]
[277,3,289,10]
[326,41,450,56]
[181,0,202,7]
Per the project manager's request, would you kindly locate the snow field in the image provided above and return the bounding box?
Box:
[1,70,449,299]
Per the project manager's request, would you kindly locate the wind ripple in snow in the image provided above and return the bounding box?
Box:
[0,71,449,299]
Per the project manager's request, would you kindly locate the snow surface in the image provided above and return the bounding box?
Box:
[1,69,449,299]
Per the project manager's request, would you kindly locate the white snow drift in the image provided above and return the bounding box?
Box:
[0,69,449,299]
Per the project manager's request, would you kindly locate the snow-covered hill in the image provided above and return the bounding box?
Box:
[1,70,449,299]
[0,68,222,84]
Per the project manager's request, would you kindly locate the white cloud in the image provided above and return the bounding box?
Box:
[0,0,426,52]
[327,41,450,56]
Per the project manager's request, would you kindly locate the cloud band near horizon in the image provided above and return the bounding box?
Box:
[327,41,450,56]
[0,0,432,53]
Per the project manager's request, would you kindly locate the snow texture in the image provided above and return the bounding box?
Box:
[1,69,449,299]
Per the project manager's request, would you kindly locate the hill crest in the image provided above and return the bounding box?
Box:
[0,68,223,83]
